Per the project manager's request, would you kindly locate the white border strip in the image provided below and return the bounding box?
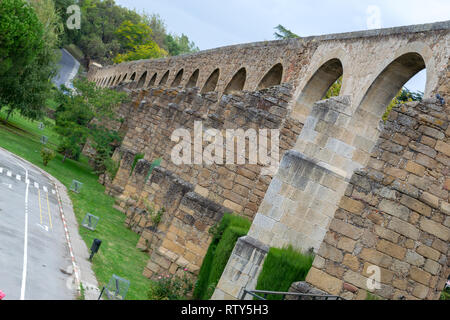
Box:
[53,183,81,291]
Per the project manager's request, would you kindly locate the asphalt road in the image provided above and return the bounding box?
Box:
[0,149,75,300]
[52,49,80,90]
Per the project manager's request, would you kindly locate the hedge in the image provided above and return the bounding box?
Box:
[254,246,314,300]
[193,214,251,300]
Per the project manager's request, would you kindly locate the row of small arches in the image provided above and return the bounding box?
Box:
[94,63,284,94]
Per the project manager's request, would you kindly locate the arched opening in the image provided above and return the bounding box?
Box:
[186,69,199,88]
[137,71,147,88]
[148,73,157,87]
[358,52,426,118]
[201,68,220,93]
[224,68,246,94]
[171,69,184,87]
[130,72,136,83]
[159,70,170,86]
[115,74,122,85]
[257,63,283,90]
[295,59,343,117]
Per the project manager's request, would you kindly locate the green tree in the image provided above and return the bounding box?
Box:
[54,78,128,162]
[143,13,167,49]
[53,0,199,64]
[274,24,300,40]
[0,0,61,121]
[113,43,167,64]
[113,20,167,63]
[383,88,423,121]
[324,77,342,99]
[115,20,154,50]
[165,34,199,56]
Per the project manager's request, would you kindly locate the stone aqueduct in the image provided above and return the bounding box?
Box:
[87,21,450,300]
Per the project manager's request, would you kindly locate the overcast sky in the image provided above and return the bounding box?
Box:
[116,0,450,92]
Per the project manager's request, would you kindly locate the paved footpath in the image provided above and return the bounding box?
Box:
[0,148,99,300]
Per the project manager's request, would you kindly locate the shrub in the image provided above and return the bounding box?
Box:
[143,199,165,227]
[254,246,314,300]
[440,287,450,300]
[104,157,119,180]
[40,147,55,166]
[149,270,193,300]
[193,213,251,300]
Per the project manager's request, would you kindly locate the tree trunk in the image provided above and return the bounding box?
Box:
[5,109,13,122]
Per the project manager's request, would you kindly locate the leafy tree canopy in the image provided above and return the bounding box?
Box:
[54,78,128,161]
[0,0,61,121]
[56,0,199,64]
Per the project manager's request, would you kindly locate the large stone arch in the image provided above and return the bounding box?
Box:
[292,57,344,123]
[358,52,426,116]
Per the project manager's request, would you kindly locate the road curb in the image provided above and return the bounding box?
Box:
[54,183,81,292]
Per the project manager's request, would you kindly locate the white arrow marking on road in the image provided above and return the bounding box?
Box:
[0,167,3,174]
[37,224,49,232]
[16,174,21,181]
[7,171,12,177]
[43,186,48,193]
[34,182,39,189]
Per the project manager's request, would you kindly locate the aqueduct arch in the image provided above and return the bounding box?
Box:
[137,71,147,88]
[171,69,184,87]
[201,68,220,93]
[159,70,169,86]
[186,69,200,88]
[257,63,283,90]
[224,67,247,94]
[148,72,158,87]
[87,21,449,300]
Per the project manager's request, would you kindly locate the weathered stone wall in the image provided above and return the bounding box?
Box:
[109,84,301,219]
[102,84,302,280]
[306,100,449,300]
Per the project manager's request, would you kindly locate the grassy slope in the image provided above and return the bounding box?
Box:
[0,112,153,300]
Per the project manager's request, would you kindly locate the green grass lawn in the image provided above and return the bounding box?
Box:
[0,111,153,300]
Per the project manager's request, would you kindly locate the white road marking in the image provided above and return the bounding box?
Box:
[37,224,49,232]
[7,171,12,177]
[0,167,3,174]
[34,182,39,189]
[43,186,48,193]
[1,183,12,189]
[16,174,21,181]
[16,161,30,301]
[26,179,30,184]
[52,189,56,195]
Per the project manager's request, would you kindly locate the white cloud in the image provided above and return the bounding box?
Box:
[366,5,382,29]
